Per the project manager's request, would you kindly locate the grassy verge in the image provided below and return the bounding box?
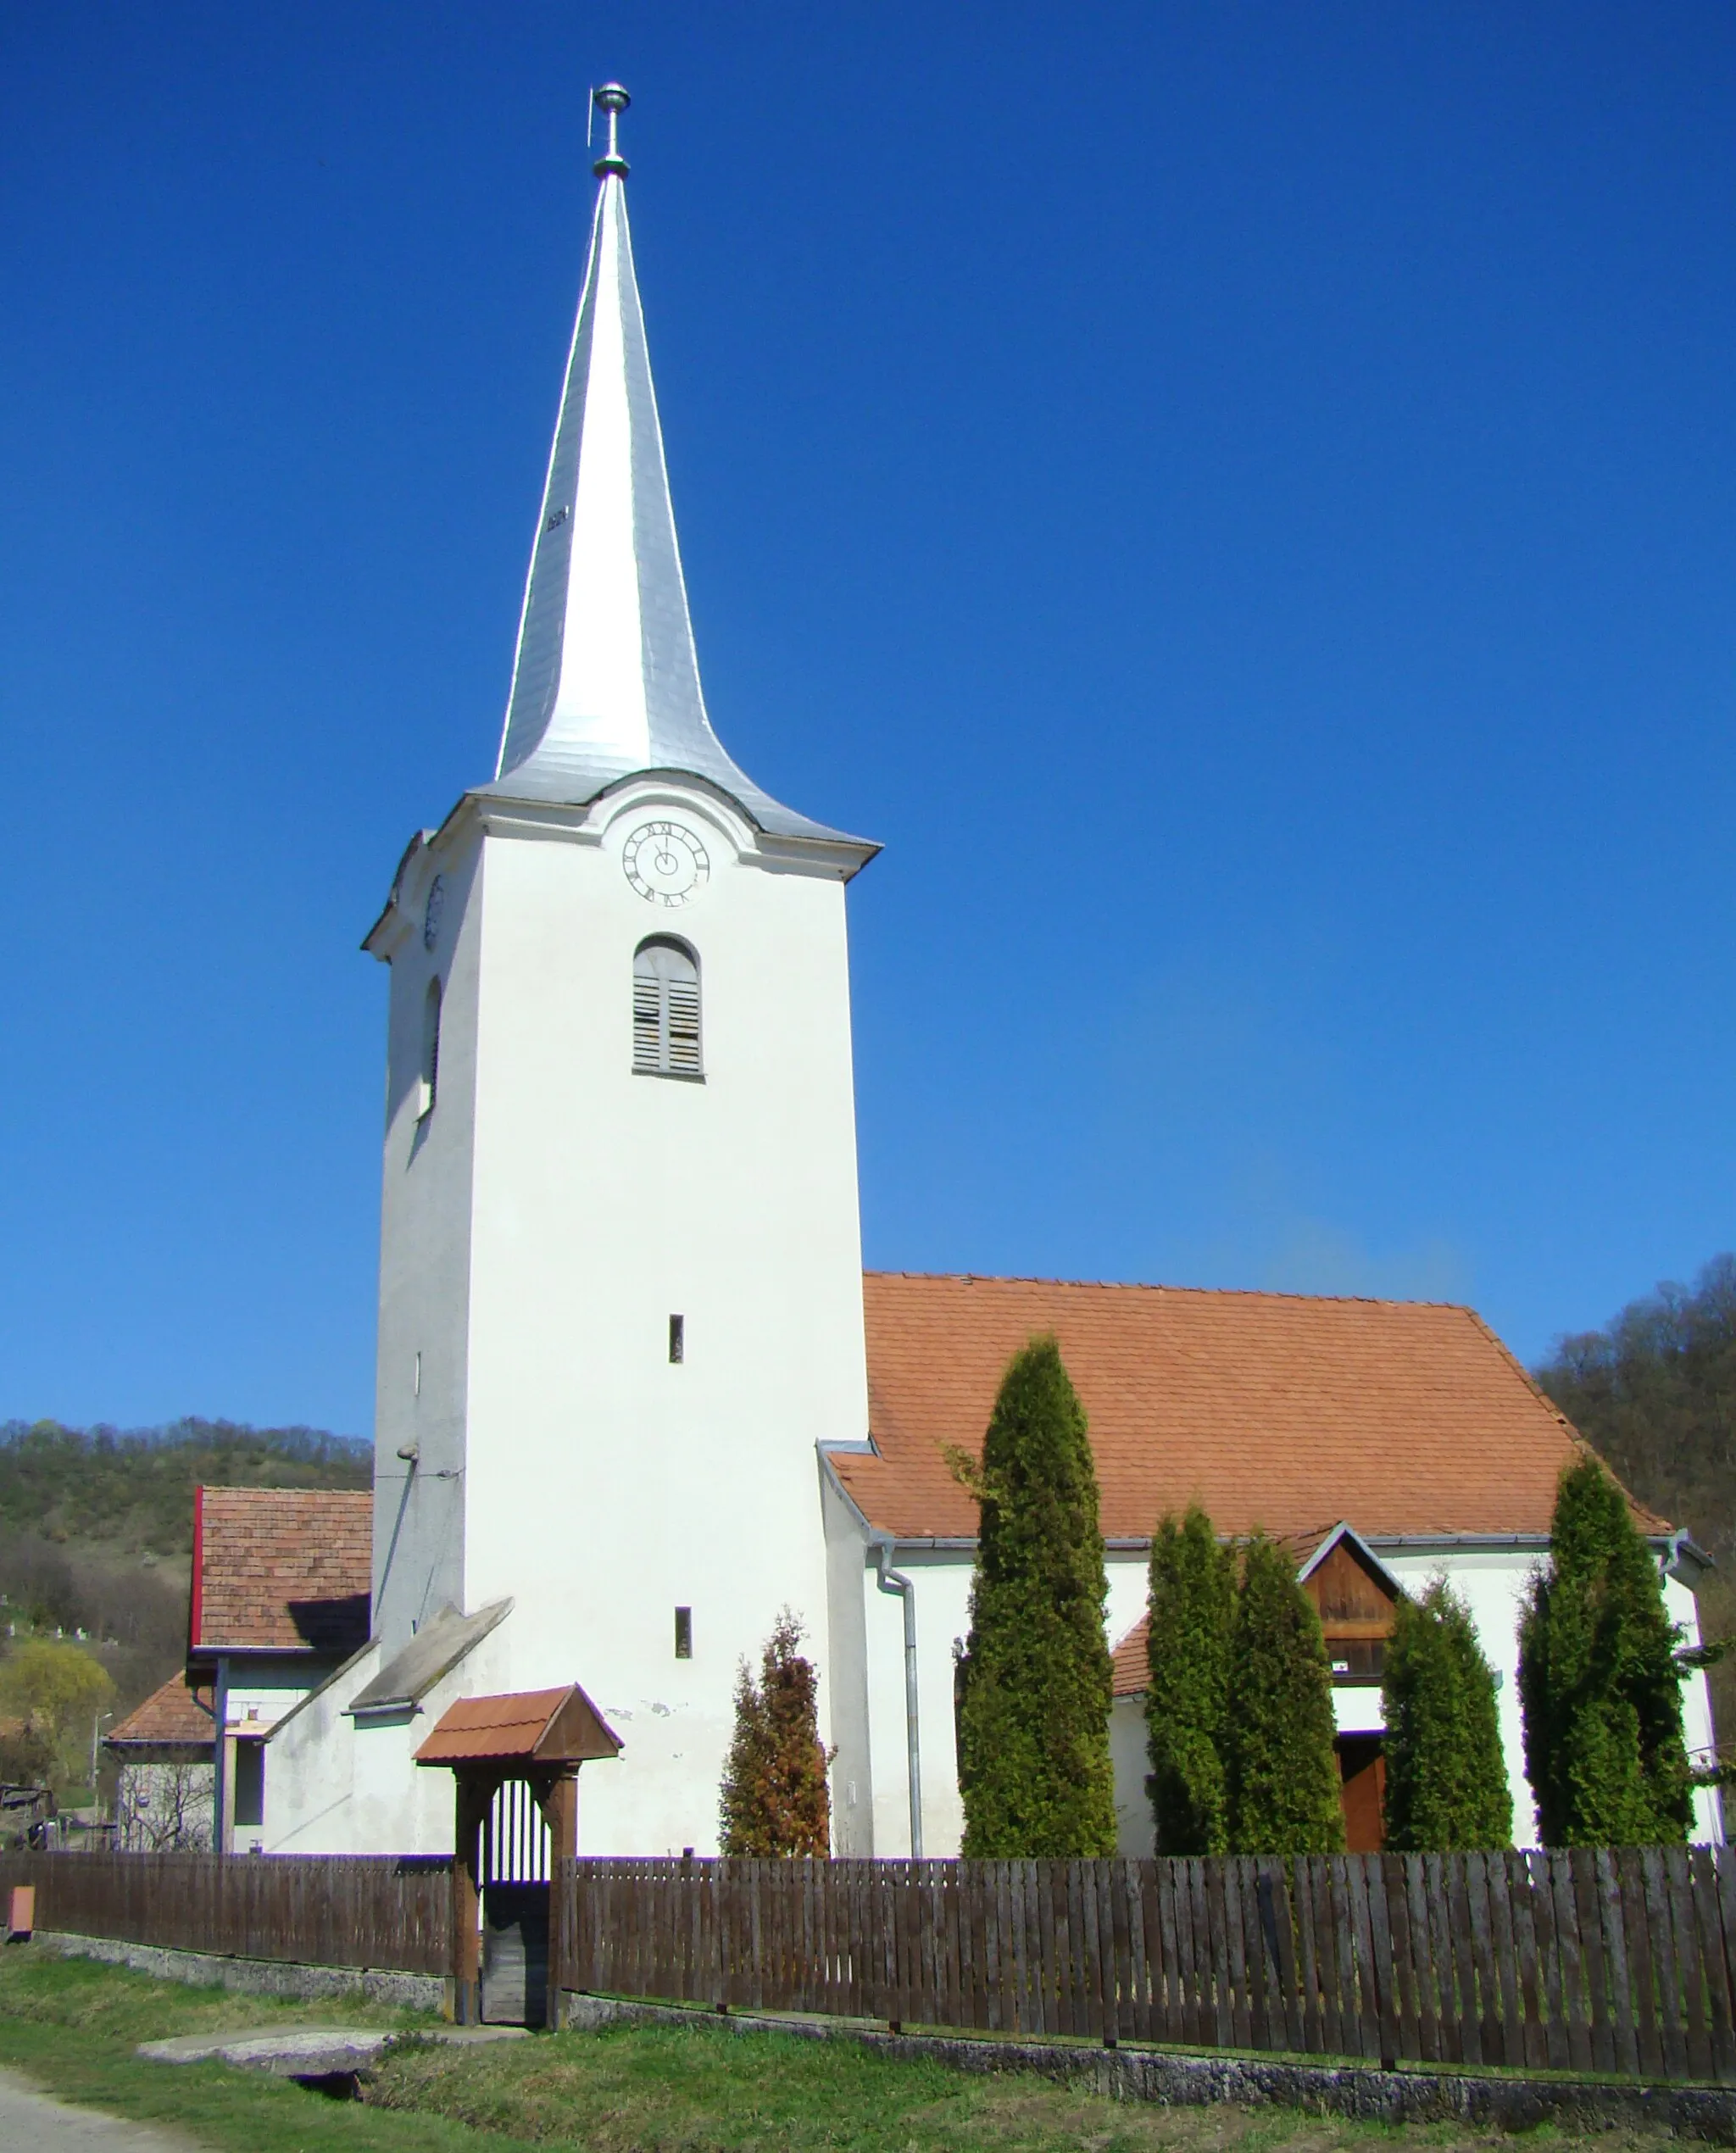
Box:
[0,1946,1674,2151]
[0,1944,502,2151]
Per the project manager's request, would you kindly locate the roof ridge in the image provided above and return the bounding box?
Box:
[864,1268,1474,1314]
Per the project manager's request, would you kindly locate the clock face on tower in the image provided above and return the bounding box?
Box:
[622,820,710,908]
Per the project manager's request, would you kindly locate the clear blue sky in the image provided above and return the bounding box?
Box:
[4,3,1735,1435]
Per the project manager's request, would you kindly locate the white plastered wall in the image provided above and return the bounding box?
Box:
[854,1548,1150,1858]
[442,782,865,1855]
[821,1466,875,1855]
[853,1542,1724,1857]
[264,1622,543,1855]
[371,832,483,1655]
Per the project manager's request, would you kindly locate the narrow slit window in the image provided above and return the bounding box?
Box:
[632,937,702,1077]
[419,976,442,1117]
[674,1606,693,1660]
[668,1314,684,1364]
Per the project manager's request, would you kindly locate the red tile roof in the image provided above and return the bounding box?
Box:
[107,1672,214,1749]
[1107,1525,1344,1699]
[192,1487,372,1653]
[832,1273,1663,1544]
[1110,1621,1149,1700]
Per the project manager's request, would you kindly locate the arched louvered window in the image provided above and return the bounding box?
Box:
[419,976,442,1117]
[633,937,702,1078]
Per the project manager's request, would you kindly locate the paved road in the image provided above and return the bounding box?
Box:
[0,2069,198,2150]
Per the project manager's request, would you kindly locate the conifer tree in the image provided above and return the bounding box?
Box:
[717,1610,832,1855]
[1382,1577,1512,1850]
[1223,1534,1345,1855]
[1518,1455,1693,1847]
[954,1337,1117,1856]
[1144,1505,1234,1855]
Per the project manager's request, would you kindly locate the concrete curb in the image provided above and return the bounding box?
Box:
[31,1931,443,2013]
[564,1992,1736,2143]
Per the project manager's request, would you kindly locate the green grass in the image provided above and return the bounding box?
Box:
[0,1944,492,2152]
[0,1945,1676,2152]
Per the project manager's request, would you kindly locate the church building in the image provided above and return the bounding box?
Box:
[253,88,1722,1862]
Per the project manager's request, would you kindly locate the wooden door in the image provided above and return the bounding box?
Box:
[1337,1734,1385,1853]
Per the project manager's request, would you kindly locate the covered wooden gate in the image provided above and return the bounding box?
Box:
[415,1683,620,2027]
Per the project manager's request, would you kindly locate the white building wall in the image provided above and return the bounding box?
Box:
[371,832,483,1655]
[849,1541,1723,1857]
[1109,1698,1150,1855]
[855,1547,1149,1859]
[264,1623,550,1855]
[332,780,871,1859]
[821,1469,875,1855]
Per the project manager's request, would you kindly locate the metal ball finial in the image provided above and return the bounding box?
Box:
[593,83,630,179]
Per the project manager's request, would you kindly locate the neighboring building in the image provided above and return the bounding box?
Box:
[252,89,1721,1861]
[108,1672,214,1850]
[108,1485,371,1850]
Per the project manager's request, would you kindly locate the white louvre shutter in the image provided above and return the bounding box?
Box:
[632,939,702,1077]
[632,974,663,1072]
[665,980,701,1074]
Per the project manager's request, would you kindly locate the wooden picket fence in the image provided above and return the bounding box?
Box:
[0,1850,450,1977]
[562,1850,1736,2083]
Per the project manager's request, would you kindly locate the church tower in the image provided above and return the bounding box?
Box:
[360,88,876,1855]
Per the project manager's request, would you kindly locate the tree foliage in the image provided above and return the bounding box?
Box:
[0,1638,115,1783]
[1223,1534,1345,1855]
[718,1610,832,1856]
[1519,1455,1693,1846]
[1143,1505,1234,1855]
[0,1417,369,1557]
[1534,1255,1736,1750]
[955,1337,1116,1857]
[1382,1578,1512,1850]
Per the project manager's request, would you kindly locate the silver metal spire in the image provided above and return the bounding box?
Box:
[484,86,865,851]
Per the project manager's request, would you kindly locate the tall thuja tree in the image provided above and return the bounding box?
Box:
[1383,1579,1513,1850]
[1223,1534,1345,1855]
[1519,1455,1693,1846]
[954,1337,1117,1856]
[718,1610,832,1855]
[1144,1505,1234,1855]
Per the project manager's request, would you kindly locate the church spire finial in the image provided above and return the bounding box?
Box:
[592,83,630,179]
[483,81,874,857]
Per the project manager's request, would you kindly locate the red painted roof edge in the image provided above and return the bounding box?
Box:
[189,1485,204,1650]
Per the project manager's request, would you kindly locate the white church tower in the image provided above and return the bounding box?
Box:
[272,87,876,1858]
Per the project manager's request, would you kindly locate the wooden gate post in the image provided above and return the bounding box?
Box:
[451,1769,488,2024]
[537,1772,578,2031]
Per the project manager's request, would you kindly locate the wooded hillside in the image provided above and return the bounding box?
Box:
[1534,1255,1736,1761]
[0,1419,370,1744]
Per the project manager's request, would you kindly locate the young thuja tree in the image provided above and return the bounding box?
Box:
[1518,1454,1693,1847]
[954,1336,1117,1857]
[1223,1533,1345,1855]
[1382,1577,1513,1850]
[717,1609,832,1856]
[1144,1505,1234,1855]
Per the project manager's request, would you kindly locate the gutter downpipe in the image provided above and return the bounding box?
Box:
[210,1655,230,1857]
[873,1539,922,1859]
